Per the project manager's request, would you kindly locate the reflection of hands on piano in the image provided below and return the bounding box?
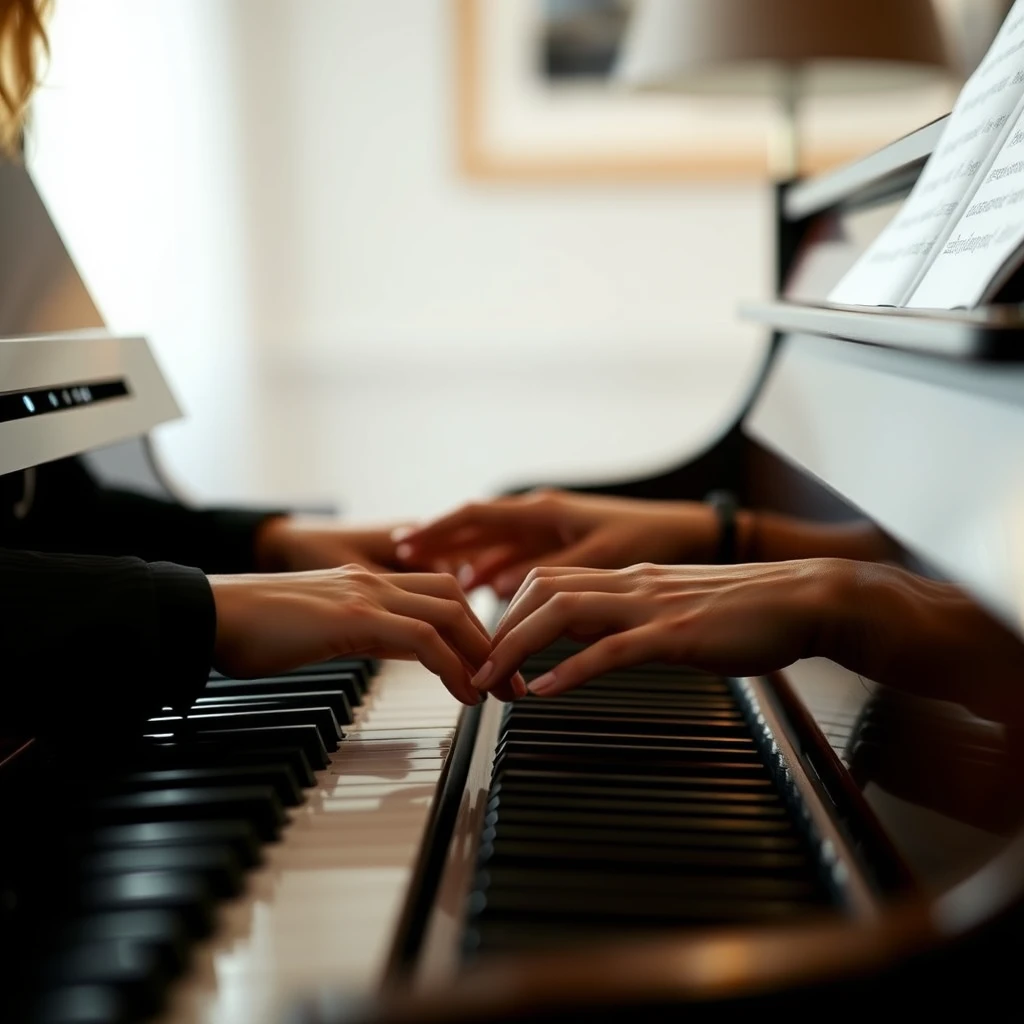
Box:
[392,489,721,597]
[469,560,1024,715]
[208,567,526,704]
[392,488,901,598]
[254,515,416,573]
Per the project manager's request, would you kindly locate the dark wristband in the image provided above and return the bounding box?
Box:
[704,489,739,564]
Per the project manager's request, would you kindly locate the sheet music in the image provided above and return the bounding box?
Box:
[828,0,1024,307]
[906,102,1024,308]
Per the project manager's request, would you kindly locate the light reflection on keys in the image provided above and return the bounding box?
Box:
[155,660,463,1024]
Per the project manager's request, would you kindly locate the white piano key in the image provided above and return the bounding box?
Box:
[154,659,464,1024]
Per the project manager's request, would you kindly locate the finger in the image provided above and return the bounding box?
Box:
[489,531,627,596]
[383,573,491,633]
[459,544,535,591]
[475,592,635,694]
[527,624,669,697]
[497,567,630,640]
[357,609,480,705]
[394,499,551,559]
[386,590,492,672]
[395,525,499,566]
[384,572,527,694]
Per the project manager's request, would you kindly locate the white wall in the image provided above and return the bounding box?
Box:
[29,1,780,517]
[29,0,256,499]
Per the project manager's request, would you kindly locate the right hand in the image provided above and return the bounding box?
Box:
[392,489,721,598]
[208,566,525,704]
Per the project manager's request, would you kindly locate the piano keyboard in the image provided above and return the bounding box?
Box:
[290,644,884,1023]
[461,660,835,958]
[0,657,464,1024]
[3,638,890,1024]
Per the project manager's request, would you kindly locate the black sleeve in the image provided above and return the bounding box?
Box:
[4,458,286,574]
[0,547,216,737]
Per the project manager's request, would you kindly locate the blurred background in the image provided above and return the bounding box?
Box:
[22,0,1011,522]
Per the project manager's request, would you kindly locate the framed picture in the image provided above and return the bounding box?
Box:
[453,0,955,182]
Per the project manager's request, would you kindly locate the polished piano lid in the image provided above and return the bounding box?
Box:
[0,330,181,476]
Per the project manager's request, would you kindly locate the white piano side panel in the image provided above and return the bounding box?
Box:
[745,334,1024,634]
[0,331,181,475]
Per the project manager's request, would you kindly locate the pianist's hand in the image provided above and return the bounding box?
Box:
[392,490,720,598]
[471,560,1024,712]
[209,567,525,704]
[255,516,413,573]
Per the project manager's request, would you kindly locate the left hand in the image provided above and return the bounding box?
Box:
[255,516,413,573]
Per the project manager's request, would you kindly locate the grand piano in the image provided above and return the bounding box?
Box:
[4,108,1024,1023]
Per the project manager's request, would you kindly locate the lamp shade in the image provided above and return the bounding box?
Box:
[614,0,952,96]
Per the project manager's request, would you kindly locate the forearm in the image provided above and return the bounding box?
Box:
[0,548,215,736]
[7,458,285,573]
[810,559,1024,721]
[737,510,899,565]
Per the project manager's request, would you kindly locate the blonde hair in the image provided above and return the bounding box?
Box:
[0,0,50,156]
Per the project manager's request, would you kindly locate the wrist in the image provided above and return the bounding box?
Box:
[254,516,293,571]
[809,558,892,673]
[704,491,737,565]
[735,509,757,562]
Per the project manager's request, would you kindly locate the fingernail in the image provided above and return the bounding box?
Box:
[395,543,413,560]
[391,526,416,542]
[527,672,557,696]
[457,564,475,588]
[471,661,494,689]
[512,672,528,699]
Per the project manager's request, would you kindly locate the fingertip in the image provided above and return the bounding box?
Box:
[470,660,494,690]
[395,542,415,561]
[457,564,476,589]
[526,671,559,696]
[512,672,528,698]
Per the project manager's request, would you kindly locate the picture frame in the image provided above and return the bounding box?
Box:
[452,0,956,182]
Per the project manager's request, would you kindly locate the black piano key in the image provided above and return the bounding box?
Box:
[480,838,809,874]
[493,747,772,781]
[526,691,740,710]
[151,706,342,751]
[505,709,750,732]
[78,845,244,899]
[476,866,824,907]
[31,983,130,1024]
[496,730,761,754]
[486,799,791,832]
[489,768,779,796]
[488,776,781,807]
[472,887,820,926]
[194,689,354,726]
[85,786,285,842]
[483,820,803,854]
[203,674,363,709]
[146,725,328,770]
[134,743,316,789]
[96,764,303,808]
[55,910,190,978]
[38,939,169,1020]
[486,793,790,823]
[77,871,215,938]
[83,821,261,869]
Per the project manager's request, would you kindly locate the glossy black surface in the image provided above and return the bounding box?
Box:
[0,657,379,1024]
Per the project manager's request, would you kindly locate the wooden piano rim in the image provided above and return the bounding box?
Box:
[354,906,942,1021]
[384,700,483,979]
[362,843,1024,1022]
[365,664,1024,1019]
